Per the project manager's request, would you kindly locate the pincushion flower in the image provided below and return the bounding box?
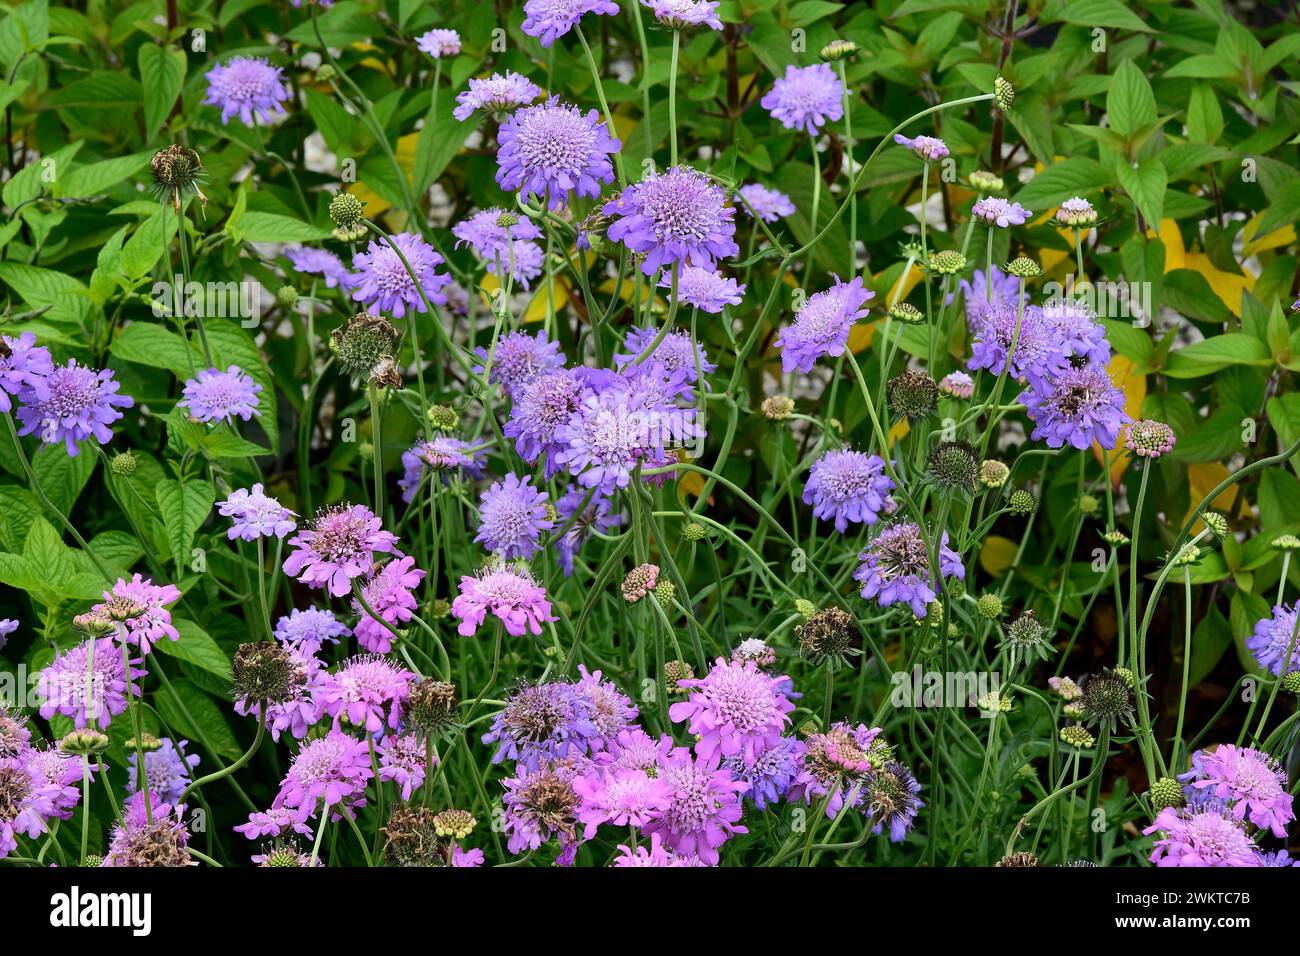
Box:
[495,97,619,209]
[603,165,738,275]
[318,654,415,734]
[967,304,1067,385]
[37,637,143,730]
[521,0,620,46]
[16,359,133,456]
[453,210,546,287]
[286,246,350,289]
[1018,362,1131,450]
[416,28,460,58]
[659,266,745,314]
[352,556,427,653]
[1125,419,1177,460]
[1039,299,1111,366]
[235,807,316,841]
[452,846,485,867]
[474,473,554,560]
[95,574,182,654]
[377,733,429,800]
[204,56,290,126]
[127,739,199,805]
[1247,602,1300,677]
[1144,801,1262,867]
[864,761,923,842]
[956,266,1022,329]
[1181,745,1295,838]
[454,71,542,120]
[972,196,1031,227]
[803,448,895,532]
[894,134,949,162]
[348,232,452,317]
[0,707,31,758]
[234,643,327,741]
[939,371,974,399]
[500,759,584,856]
[791,721,881,817]
[273,730,374,817]
[0,756,60,860]
[553,484,624,575]
[474,329,565,397]
[102,791,192,867]
[724,736,803,810]
[615,326,718,383]
[0,331,53,413]
[482,681,596,767]
[612,833,707,867]
[575,666,638,747]
[774,275,874,373]
[736,182,795,222]
[669,658,795,764]
[505,368,590,474]
[641,0,722,30]
[639,745,748,865]
[283,503,400,597]
[575,767,671,838]
[273,607,348,654]
[761,63,844,135]
[398,436,485,502]
[24,749,84,820]
[854,523,965,618]
[179,365,261,424]
[452,560,556,637]
[217,483,297,541]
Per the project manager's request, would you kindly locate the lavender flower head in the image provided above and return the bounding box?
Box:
[615,325,717,382]
[791,721,881,817]
[604,166,738,275]
[553,484,624,575]
[127,739,199,805]
[1180,745,1294,838]
[398,436,486,502]
[352,556,426,654]
[774,275,874,373]
[473,328,565,397]
[454,209,545,287]
[639,744,748,865]
[16,359,133,456]
[37,637,143,730]
[1248,602,1300,677]
[575,767,670,839]
[217,483,297,541]
[0,756,60,859]
[640,0,723,31]
[273,730,374,818]
[761,63,844,135]
[724,736,802,810]
[1018,362,1131,451]
[669,658,795,764]
[894,134,949,162]
[179,365,261,424]
[348,232,451,317]
[318,654,415,734]
[454,71,542,121]
[505,368,590,474]
[972,196,1031,228]
[25,748,83,820]
[235,806,314,842]
[416,28,461,58]
[956,266,1022,329]
[495,97,619,209]
[967,304,1067,385]
[483,681,596,767]
[660,266,745,314]
[1040,299,1111,366]
[736,183,795,222]
[95,574,182,654]
[475,472,554,560]
[204,56,290,126]
[1143,800,1262,867]
[282,503,400,597]
[520,0,620,47]
[803,448,895,532]
[377,733,429,800]
[286,246,350,289]
[452,559,556,637]
[234,643,326,741]
[0,332,53,413]
[274,607,348,655]
[854,523,965,618]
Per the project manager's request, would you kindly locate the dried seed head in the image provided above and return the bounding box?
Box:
[796,607,857,667]
[926,440,980,496]
[995,851,1039,867]
[330,312,399,379]
[383,805,442,867]
[232,641,295,704]
[406,679,460,740]
[151,145,206,210]
[887,369,938,422]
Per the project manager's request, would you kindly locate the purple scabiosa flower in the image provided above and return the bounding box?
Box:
[972,196,1031,228]
[15,359,133,456]
[575,767,671,839]
[854,523,964,618]
[1248,603,1300,678]
[615,325,718,382]
[956,266,1022,329]
[595,727,668,775]
[235,806,315,841]
[967,304,1068,385]
[575,665,638,748]
[496,97,619,209]
[452,560,556,637]
[669,658,795,764]
[774,275,874,374]
[127,739,199,805]
[454,71,542,121]
[452,846,485,866]
[803,448,895,533]
[453,211,546,288]
[318,654,415,734]
[482,681,595,767]
[0,619,15,654]
[521,0,620,46]
[1181,745,1295,838]
[641,0,722,30]
[25,748,83,820]
[0,331,53,413]
[736,183,795,223]
[282,504,400,597]
[640,745,748,865]
[178,365,261,424]
[0,707,31,758]
[376,732,429,800]
[217,483,297,541]
[1144,801,1262,867]
[204,56,290,126]
[505,368,590,474]
[894,134,949,162]
[273,730,374,818]
[37,638,143,730]
[939,371,974,399]
[1018,362,1131,451]
[398,436,486,502]
[474,472,554,560]
[724,735,803,810]
[273,607,348,655]
[347,232,451,318]
[474,328,566,397]
[660,266,745,314]
[761,63,844,135]
[864,761,923,842]
[553,484,624,575]
[0,756,59,860]
[352,556,426,654]
[234,643,327,741]
[102,791,192,867]
[1257,849,1298,867]
[791,721,881,817]
[1125,419,1177,460]
[611,832,707,866]
[500,757,585,857]
[1040,299,1111,366]
[603,165,739,275]
[286,246,350,289]
[416,28,460,58]
[95,574,182,654]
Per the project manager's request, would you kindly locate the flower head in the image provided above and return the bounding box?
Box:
[792,722,882,817]
[352,556,427,653]
[453,209,545,288]
[775,275,874,373]
[102,792,191,867]
[500,759,584,856]
[16,359,133,456]
[283,504,400,597]
[1018,362,1131,450]
[127,739,199,805]
[967,304,1067,385]
[669,658,795,764]
[0,332,53,413]
[217,484,296,541]
[377,733,430,800]
[483,681,595,767]
[496,97,619,209]
[604,165,738,275]
[475,473,554,560]
[416,28,460,58]
[94,574,182,654]
[474,329,565,397]
[736,183,795,222]
[894,134,949,162]
[452,560,556,637]
[318,654,415,734]
[285,246,350,289]
[0,756,60,859]
[1143,801,1261,867]
[553,484,624,575]
[348,232,451,318]
[520,0,620,47]
[37,638,144,729]
[179,365,261,424]
[398,436,486,502]
[575,767,671,839]
[803,448,895,532]
[273,730,374,816]
[1248,602,1300,677]
[972,196,1030,228]
[204,57,289,126]
[1057,197,1097,227]
[854,523,965,618]
[761,63,844,135]
[640,745,747,865]
[1125,419,1177,459]
[505,368,590,473]
[234,644,327,741]
[661,266,745,314]
[1181,745,1294,838]
[641,0,722,30]
[454,71,542,121]
[273,607,348,654]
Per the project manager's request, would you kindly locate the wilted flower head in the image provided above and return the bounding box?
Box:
[484,682,595,768]
[204,56,290,126]
[496,97,619,210]
[864,761,923,842]
[500,758,584,856]
[775,275,874,373]
[102,791,191,867]
[887,369,938,422]
[150,145,207,210]
[796,607,858,668]
[761,63,844,135]
[16,359,133,456]
[454,71,542,121]
[604,165,738,275]
[925,441,980,497]
[803,448,895,532]
[793,721,881,817]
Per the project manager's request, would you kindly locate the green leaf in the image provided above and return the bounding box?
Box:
[1118,158,1166,229]
[155,618,232,682]
[1046,0,1151,32]
[1107,60,1157,140]
[56,152,152,199]
[138,44,186,137]
[1163,334,1271,378]
[234,211,331,243]
[154,677,242,760]
[156,477,215,569]
[1014,157,1110,209]
[31,441,97,513]
[120,208,177,280]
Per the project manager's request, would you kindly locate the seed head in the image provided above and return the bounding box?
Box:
[426,404,459,432]
[1009,489,1035,516]
[329,191,366,229]
[888,302,924,325]
[994,75,1015,112]
[1148,777,1185,812]
[887,369,938,422]
[928,249,967,276]
[979,459,1009,488]
[1079,668,1135,732]
[762,395,794,420]
[406,679,459,740]
[232,641,295,704]
[926,440,980,496]
[1004,256,1041,278]
[976,593,1003,620]
[151,145,206,210]
[795,606,858,668]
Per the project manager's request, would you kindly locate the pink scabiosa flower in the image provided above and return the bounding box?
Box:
[475,472,554,560]
[496,97,620,209]
[452,846,485,867]
[352,556,426,654]
[454,71,542,121]
[854,522,964,618]
[273,607,348,654]
[604,165,739,275]
[521,0,620,46]
[575,665,638,747]
[669,658,795,764]
[0,331,53,413]
[377,732,429,800]
[318,654,415,734]
[452,560,557,637]
[612,832,707,866]
[416,28,460,58]
[1181,746,1295,838]
[1144,801,1262,867]
[474,328,566,397]
[15,359,133,456]
[36,638,144,730]
[347,232,452,318]
[972,196,1031,228]
[500,758,584,855]
[736,182,795,222]
[939,371,974,399]
[774,275,874,373]
[0,707,31,758]
[179,365,261,424]
[659,266,745,314]
[234,643,327,741]
[791,721,881,817]
[640,744,748,865]
[0,619,15,653]
[204,56,290,126]
[286,246,350,289]
[803,448,895,533]
[1248,602,1300,678]
[234,806,315,842]
[282,503,400,597]
[1125,419,1176,459]
[273,730,374,818]
[398,435,485,502]
[505,368,591,475]
[761,63,843,135]
[25,748,84,820]
[967,304,1067,385]
[0,756,60,860]
[575,767,671,839]
[641,0,722,30]
[95,574,182,654]
[127,739,199,805]
[217,483,297,541]
[894,134,949,162]
[1018,362,1131,450]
